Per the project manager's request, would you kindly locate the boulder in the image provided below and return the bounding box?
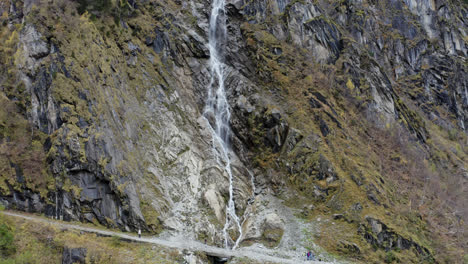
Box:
[242,210,285,248]
[62,247,87,264]
[260,213,284,247]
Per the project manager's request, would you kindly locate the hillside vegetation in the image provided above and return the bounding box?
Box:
[0,0,466,263]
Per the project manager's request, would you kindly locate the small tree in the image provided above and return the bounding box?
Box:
[0,223,15,257]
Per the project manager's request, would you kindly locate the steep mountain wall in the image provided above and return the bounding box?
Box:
[0,0,466,263]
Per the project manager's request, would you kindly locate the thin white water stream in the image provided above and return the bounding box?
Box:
[202,0,243,249]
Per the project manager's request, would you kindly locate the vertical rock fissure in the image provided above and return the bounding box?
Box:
[203,0,243,250]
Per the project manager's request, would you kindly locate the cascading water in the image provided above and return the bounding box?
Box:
[203,0,243,250]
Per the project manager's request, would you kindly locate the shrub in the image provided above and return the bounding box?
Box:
[447,129,458,141]
[110,236,122,247]
[76,0,112,14]
[385,251,398,263]
[0,224,15,257]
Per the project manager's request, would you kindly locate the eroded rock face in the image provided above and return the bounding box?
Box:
[20,24,49,60]
[204,187,225,222]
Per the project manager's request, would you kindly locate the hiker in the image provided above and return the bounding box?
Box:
[138,228,141,238]
[306,251,310,260]
[309,251,316,261]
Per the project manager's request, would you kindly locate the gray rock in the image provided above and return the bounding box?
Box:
[21,24,49,59]
[360,217,432,259]
[62,247,87,264]
[333,214,345,220]
[338,241,361,255]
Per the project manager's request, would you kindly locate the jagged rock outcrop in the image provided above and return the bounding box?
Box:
[359,217,433,261]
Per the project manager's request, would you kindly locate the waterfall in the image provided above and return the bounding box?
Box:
[55,192,58,220]
[13,192,18,208]
[203,0,243,250]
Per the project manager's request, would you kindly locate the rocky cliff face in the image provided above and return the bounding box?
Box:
[0,0,466,263]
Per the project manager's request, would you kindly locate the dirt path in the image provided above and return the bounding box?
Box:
[1,211,333,264]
